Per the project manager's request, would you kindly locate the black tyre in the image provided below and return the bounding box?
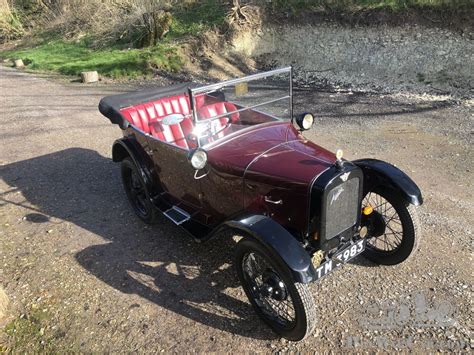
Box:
[121,157,159,224]
[234,238,316,341]
[361,186,421,265]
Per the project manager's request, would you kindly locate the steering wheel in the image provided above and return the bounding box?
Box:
[193,118,232,145]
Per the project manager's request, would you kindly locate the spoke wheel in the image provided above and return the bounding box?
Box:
[235,238,316,341]
[121,157,158,224]
[361,187,421,265]
[242,252,296,326]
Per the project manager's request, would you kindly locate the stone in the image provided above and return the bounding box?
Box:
[14,59,24,68]
[81,71,99,84]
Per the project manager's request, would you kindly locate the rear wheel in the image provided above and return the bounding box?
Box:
[121,157,158,224]
[234,238,316,341]
[361,186,421,265]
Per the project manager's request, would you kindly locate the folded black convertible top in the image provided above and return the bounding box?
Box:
[98,82,199,129]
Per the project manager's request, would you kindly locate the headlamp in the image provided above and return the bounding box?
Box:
[189,149,208,170]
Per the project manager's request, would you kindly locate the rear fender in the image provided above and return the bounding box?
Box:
[221,215,317,284]
[112,138,159,195]
[353,159,423,205]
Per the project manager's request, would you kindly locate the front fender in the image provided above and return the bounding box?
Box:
[353,159,423,206]
[223,215,317,284]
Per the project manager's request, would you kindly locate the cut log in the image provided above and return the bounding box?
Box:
[14,59,24,68]
[81,71,99,83]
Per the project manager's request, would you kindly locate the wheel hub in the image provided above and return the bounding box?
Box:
[364,210,386,237]
[259,271,288,301]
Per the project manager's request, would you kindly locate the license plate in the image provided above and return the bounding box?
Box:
[314,239,366,281]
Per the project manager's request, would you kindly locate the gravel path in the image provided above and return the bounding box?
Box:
[0,66,472,352]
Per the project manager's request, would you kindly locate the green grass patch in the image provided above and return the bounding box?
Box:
[4,308,55,352]
[1,39,183,79]
[270,0,474,14]
[169,0,226,39]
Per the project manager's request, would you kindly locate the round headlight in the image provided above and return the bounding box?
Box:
[302,113,314,130]
[190,149,208,170]
[295,112,314,131]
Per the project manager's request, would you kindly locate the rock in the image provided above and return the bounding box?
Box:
[81,71,99,84]
[0,286,9,320]
[14,59,24,68]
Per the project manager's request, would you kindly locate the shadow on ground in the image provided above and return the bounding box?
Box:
[0,148,276,340]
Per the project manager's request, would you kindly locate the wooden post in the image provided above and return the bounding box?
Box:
[81,71,99,83]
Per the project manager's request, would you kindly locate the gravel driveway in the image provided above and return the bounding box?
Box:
[0,66,472,352]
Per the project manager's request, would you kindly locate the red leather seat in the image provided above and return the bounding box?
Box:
[120,94,196,149]
[120,95,238,149]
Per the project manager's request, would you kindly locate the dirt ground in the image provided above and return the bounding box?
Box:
[0,66,472,352]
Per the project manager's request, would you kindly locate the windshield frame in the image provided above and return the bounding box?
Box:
[187,66,293,147]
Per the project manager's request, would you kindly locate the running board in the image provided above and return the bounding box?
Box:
[163,206,191,225]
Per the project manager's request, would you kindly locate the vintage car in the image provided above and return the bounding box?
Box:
[99,67,422,341]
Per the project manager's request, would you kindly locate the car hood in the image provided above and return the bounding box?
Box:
[207,122,336,180]
[203,122,337,231]
[243,128,336,192]
[240,124,337,232]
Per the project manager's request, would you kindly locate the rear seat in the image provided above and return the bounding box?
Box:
[120,95,238,149]
[120,94,196,149]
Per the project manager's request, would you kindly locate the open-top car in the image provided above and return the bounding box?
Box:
[99,67,422,341]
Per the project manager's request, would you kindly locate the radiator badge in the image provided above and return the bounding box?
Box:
[330,185,344,205]
[340,172,350,182]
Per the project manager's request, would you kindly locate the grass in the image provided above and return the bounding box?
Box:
[1,39,182,79]
[270,0,474,13]
[4,307,57,352]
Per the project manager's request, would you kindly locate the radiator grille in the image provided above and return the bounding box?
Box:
[324,177,360,239]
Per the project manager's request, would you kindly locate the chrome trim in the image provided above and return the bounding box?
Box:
[163,206,191,225]
[243,139,306,177]
[190,67,292,94]
[264,196,283,205]
[289,66,294,121]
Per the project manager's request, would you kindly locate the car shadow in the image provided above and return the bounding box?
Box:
[0,148,276,340]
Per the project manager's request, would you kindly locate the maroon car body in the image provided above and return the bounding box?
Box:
[99,67,423,340]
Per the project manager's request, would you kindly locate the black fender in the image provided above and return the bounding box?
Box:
[112,138,159,195]
[222,215,317,284]
[352,159,423,206]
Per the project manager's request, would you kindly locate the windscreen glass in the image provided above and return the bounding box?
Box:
[189,67,292,147]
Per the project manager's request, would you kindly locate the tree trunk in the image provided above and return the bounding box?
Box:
[141,11,172,47]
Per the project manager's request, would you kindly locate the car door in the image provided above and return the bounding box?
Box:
[147,138,202,215]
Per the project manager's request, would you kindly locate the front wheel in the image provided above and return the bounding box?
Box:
[234,238,316,341]
[361,186,421,265]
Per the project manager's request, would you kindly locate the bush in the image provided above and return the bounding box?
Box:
[0,0,24,41]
